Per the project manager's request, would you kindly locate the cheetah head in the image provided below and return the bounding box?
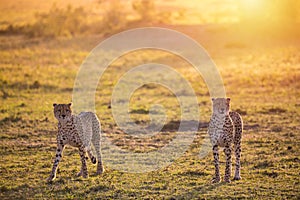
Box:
[212,98,230,115]
[53,103,72,123]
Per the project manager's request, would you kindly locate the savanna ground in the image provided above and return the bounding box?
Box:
[1,0,300,199]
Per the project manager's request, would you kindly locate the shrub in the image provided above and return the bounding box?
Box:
[1,1,173,38]
[99,0,128,35]
[132,0,171,23]
[132,0,156,22]
[24,2,128,38]
[25,4,88,38]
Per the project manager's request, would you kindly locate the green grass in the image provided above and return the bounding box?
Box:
[0,29,300,199]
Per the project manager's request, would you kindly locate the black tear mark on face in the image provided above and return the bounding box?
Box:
[212,98,230,115]
[54,104,72,121]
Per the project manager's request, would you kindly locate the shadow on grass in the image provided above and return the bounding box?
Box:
[88,185,111,193]
[259,107,287,114]
[116,120,208,133]
[171,182,228,199]
[1,80,73,94]
[0,183,33,199]
[0,115,24,126]
[43,177,112,198]
[132,119,259,132]
[161,120,208,132]
[2,80,57,91]
[177,170,209,177]
[130,108,149,114]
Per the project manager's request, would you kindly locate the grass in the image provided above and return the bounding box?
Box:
[0,18,300,200]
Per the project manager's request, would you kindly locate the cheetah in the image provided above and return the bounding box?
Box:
[208,98,243,183]
[47,103,104,182]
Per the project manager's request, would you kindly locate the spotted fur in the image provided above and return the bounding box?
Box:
[208,98,243,183]
[47,103,104,182]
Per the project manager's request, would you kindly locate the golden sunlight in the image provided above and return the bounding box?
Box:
[239,0,300,24]
[238,0,269,20]
[240,0,264,10]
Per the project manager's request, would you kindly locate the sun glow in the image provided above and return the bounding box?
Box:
[240,0,264,10]
[239,0,269,20]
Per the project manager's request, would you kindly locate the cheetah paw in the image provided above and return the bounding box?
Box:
[76,171,82,177]
[211,177,221,184]
[82,173,88,178]
[96,171,104,175]
[96,167,104,175]
[46,175,56,183]
[224,179,231,183]
[233,176,242,181]
[77,171,88,178]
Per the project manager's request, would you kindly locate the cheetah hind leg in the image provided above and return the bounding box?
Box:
[94,141,104,175]
[230,111,243,181]
[92,137,104,175]
[87,147,97,164]
[91,119,104,175]
[233,140,242,180]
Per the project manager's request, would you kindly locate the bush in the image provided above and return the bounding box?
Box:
[132,0,156,22]
[99,0,128,35]
[132,0,171,23]
[25,4,88,38]
[1,1,173,38]
[24,2,128,38]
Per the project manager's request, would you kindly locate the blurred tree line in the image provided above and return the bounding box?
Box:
[2,0,299,38]
[2,0,171,38]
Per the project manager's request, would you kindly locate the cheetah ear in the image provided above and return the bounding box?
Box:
[226,98,231,102]
[53,103,57,107]
[68,102,72,107]
[212,98,215,102]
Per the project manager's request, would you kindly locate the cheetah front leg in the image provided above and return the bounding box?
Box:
[224,145,232,183]
[47,144,65,182]
[212,145,221,183]
[77,146,88,178]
